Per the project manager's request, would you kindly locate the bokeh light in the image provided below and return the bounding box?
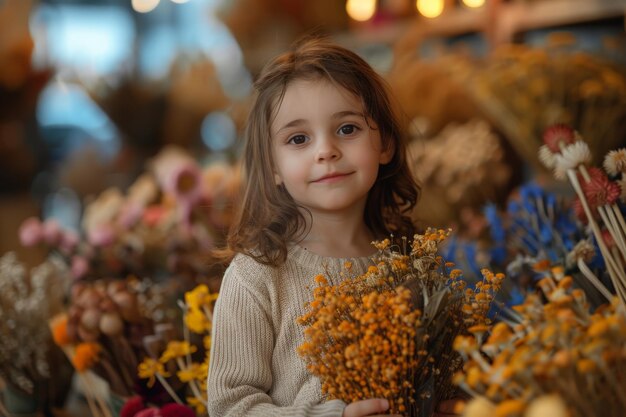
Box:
[346,0,376,22]
[416,0,444,18]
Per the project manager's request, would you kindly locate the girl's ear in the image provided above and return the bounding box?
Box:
[379,141,395,165]
[274,172,283,185]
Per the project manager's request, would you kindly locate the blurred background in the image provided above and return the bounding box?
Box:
[2,0,626,261]
[1,0,626,416]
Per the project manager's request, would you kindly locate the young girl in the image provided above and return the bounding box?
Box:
[207,37,458,417]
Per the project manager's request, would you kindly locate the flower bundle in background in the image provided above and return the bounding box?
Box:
[134,284,218,416]
[18,145,240,285]
[539,124,626,304]
[0,253,70,405]
[408,119,515,230]
[442,181,609,309]
[49,276,168,417]
[455,266,626,417]
[447,34,626,170]
[297,230,502,417]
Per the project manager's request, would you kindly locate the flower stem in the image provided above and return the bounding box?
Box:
[577,258,614,301]
[567,168,626,304]
[155,373,183,404]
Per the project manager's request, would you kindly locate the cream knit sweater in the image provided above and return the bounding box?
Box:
[207,244,374,417]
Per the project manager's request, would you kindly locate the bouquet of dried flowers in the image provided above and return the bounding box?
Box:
[134,284,217,416]
[297,230,503,417]
[10,145,234,415]
[452,124,626,417]
[442,181,610,309]
[539,124,626,305]
[50,275,174,417]
[447,34,626,170]
[454,265,626,417]
[0,252,70,407]
[19,145,240,285]
[408,119,516,229]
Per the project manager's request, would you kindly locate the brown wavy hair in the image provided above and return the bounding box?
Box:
[225,36,420,266]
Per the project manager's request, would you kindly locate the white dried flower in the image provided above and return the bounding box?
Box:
[603,148,626,176]
[552,155,569,180]
[560,141,592,169]
[566,239,596,268]
[82,187,124,235]
[463,396,496,417]
[553,141,592,180]
[127,173,159,206]
[524,395,568,417]
[538,144,556,169]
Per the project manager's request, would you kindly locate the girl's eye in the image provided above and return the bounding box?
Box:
[287,135,308,145]
[338,124,358,135]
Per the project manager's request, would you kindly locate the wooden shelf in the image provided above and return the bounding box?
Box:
[338,0,626,48]
[497,0,626,41]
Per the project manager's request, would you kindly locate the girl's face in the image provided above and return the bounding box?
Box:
[271,78,392,217]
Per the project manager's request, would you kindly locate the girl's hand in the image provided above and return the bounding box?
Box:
[434,398,465,416]
[343,398,402,417]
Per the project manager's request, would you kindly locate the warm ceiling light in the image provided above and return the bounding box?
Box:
[416,0,444,18]
[346,0,377,22]
[132,0,160,13]
[462,0,485,7]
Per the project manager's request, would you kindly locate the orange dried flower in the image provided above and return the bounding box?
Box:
[299,231,500,416]
[51,315,71,346]
[454,263,626,417]
[73,342,101,372]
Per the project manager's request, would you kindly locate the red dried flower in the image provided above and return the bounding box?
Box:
[572,197,590,223]
[543,124,576,152]
[135,408,160,417]
[602,229,615,249]
[160,403,196,417]
[580,167,620,209]
[120,396,145,417]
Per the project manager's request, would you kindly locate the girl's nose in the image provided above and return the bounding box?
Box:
[316,138,341,162]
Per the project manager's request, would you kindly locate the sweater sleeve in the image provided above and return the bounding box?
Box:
[207,260,346,417]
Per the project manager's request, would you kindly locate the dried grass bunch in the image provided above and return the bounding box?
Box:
[297,230,502,416]
[408,119,514,228]
[448,34,626,169]
[0,253,68,396]
[455,266,626,417]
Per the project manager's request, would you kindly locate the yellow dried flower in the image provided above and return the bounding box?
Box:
[138,358,169,387]
[160,341,197,363]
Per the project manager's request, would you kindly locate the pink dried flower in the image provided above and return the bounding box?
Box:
[87,224,116,247]
[117,201,143,229]
[580,167,620,208]
[71,256,89,280]
[18,217,43,247]
[167,164,202,201]
[542,124,576,152]
[60,230,79,253]
[42,219,62,245]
